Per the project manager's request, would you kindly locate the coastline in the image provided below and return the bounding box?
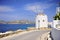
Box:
[0,30,51,40]
[0,27,51,40]
[0,28,37,38]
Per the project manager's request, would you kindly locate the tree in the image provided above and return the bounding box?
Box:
[53,12,60,20]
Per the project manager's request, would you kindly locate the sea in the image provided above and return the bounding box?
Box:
[0,24,35,33]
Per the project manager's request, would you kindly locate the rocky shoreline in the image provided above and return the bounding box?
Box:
[0,29,25,38]
[0,27,36,38]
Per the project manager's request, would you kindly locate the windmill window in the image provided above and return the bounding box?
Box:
[38,20,40,22]
[43,20,45,22]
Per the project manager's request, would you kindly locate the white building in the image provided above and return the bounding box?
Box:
[53,20,60,29]
[36,13,48,29]
[53,6,60,30]
[56,7,60,13]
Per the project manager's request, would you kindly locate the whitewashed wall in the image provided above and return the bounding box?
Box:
[53,20,60,30]
[36,14,48,29]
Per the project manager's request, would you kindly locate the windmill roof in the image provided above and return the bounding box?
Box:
[38,13,45,16]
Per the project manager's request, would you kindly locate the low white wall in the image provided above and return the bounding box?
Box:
[53,20,60,30]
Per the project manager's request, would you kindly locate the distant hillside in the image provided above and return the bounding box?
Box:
[0,20,7,24]
[0,20,35,24]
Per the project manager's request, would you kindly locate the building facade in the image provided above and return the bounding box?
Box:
[53,5,60,30]
[36,13,48,29]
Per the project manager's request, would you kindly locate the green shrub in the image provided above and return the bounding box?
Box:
[53,12,60,20]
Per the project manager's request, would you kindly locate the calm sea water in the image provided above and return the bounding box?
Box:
[0,24,35,33]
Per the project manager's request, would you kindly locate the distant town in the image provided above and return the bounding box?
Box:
[0,20,35,24]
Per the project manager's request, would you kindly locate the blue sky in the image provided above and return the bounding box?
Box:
[0,0,60,22]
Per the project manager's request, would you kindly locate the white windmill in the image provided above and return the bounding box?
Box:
[35,5,48,29]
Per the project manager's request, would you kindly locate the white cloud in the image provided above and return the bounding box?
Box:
[24,3,53,13]
[0,14,19,21]
[25,5,43,13]
[0,6,15,12]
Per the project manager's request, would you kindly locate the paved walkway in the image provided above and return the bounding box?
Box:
[0,30,50,40]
